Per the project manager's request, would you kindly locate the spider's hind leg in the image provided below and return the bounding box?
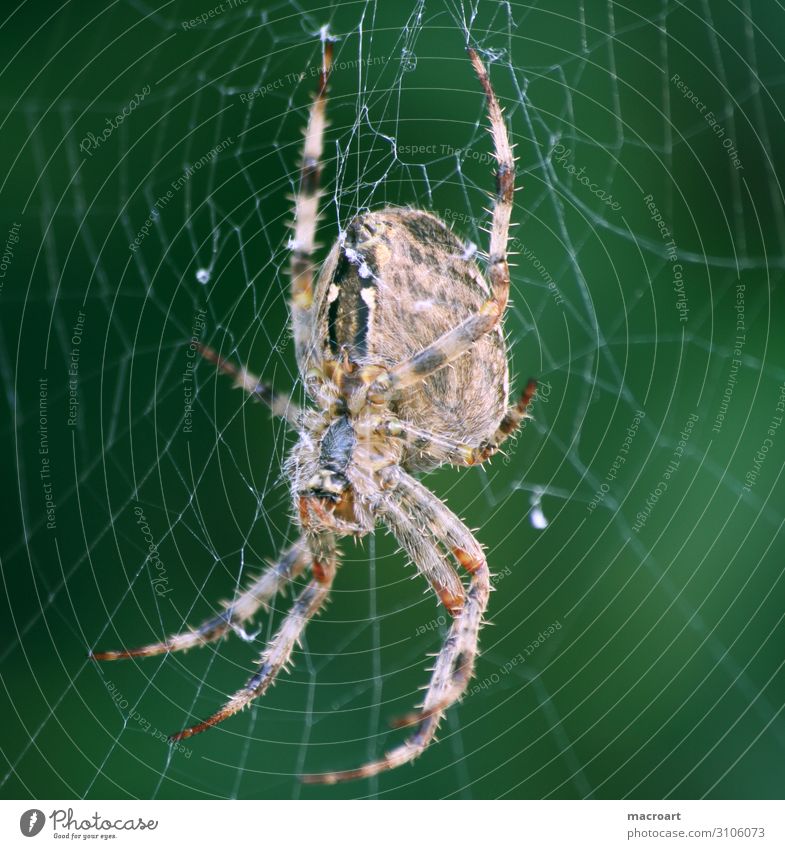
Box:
[289,38,333,369]
[369,48,514,399]
[89,538,310,661]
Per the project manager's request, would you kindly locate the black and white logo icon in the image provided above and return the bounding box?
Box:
[20,809,46,837]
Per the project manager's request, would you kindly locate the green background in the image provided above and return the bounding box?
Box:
[1,0,784,799]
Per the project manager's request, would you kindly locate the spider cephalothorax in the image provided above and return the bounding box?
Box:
[290,407,377,536]
[91,42,537,784]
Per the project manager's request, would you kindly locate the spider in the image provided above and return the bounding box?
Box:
[91,43,537,784]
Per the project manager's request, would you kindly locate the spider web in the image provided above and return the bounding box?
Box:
[2,0,785,800]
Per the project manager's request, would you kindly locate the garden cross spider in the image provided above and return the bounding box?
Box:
[91,42,537,784]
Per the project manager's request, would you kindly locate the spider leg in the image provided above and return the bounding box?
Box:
[373,380,535,468]
[380,497,465,615]
[467,377,538,463]
[89,538,310,661]
[369,48,514,399]
[476,378,537,462]
[290,38,333,370]
[197,343,301,427]
[302,472,490,784]
[169,533,337,742]
[372,417,478,468]
[305,554,486,784]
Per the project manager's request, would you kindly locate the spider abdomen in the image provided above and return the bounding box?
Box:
[311,207,509,467]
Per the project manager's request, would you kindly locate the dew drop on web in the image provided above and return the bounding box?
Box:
[529,492,549,529]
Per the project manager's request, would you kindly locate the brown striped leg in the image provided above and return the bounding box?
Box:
[372,417,478,468]
[372,381,536,468]
[197,343,301,426]
[369,48,514,399]
[169,534,337,742]
[301,473,490,784]
[388,470,487,574]
[290,39,333,370]
[380,497,466,615]
[388,550,489,731]
[470,378,538,463]
[89,538,310,661]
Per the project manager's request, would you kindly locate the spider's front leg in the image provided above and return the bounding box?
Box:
[90,537,310,661]
[169,533,337,742]
[302,471,491,784]
[380,496,466,615]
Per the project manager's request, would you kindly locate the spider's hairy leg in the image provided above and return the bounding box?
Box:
[470,47,515,314]
[303,559,489,784]
[373,417,479,468]
[89,538,310,661]
[302,472,490,784]
[290,38,333,368]
[169,534,337,743]
[197,343,301,426]
[471,378,538,463]
[380,497,465,615]
[373,383,535,467]
[369,48,514,399]
[389,547,488,731]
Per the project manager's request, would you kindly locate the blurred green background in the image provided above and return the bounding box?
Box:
[1,0,784,800]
